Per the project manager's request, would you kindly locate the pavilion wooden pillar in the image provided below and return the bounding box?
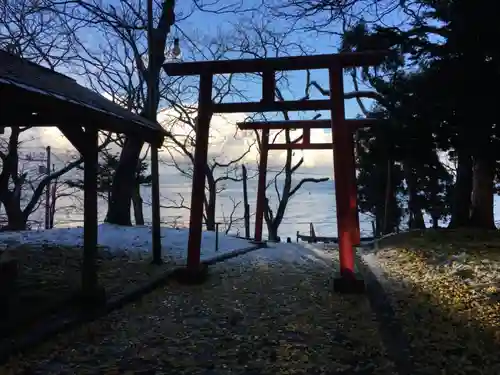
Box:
[151,144,162,264]
[255,129,269,242]
[186,72,213,269]
[81,125,102,301]
[329,63,357,280]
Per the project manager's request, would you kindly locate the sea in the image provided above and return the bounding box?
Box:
[11,160,500,241]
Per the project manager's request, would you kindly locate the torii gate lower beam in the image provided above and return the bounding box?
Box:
[238,118,370,292]
[237,118,373,248]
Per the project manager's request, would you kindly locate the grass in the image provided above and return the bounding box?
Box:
[0,245,171,338]
[4,252,397,374]
[371,229,500,374]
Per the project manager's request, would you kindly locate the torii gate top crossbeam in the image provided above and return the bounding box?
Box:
[163,50,390,76]
[236,118,378,130]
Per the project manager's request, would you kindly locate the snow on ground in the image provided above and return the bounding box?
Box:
[225,242,338,267]
[0,222,351,268]
[0,223,255,263]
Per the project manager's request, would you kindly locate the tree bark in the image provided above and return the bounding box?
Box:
[403,160,425,229]
[105,137,144,225]
[205,196,216,231]
[105,0,175,226]
[267,222,279,241]
[469,156,495,229]
[448,150,473,228]
[132,183,145,225]
[1,199,28,231]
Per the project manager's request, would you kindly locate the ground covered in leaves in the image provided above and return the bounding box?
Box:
[368,229,500,374]
[5,250,396,374]
[0,245,171,337]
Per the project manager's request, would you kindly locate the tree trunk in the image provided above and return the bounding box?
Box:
[431,213,439,229]
[448,150,473,228]
[2,200,27,231]
[267,222,279,242]
[132,183,145,225]
[403,160,425,229]
[469,156,495,229]
[105,137,144,226]
[205,201,216,231]
[204,175,217,231]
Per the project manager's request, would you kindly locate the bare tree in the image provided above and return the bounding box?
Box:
[0,0,110,230]
[89,0,176,225]
[227,18,330,241]
[261,92,329,241]
[0,0,83,67]
[0,129,112,230]
[220,196,242,235]
[49,175,83,229]
[159,86,256,231]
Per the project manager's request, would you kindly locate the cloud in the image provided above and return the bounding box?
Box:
[7,101,336,172]
[158,107,335,169]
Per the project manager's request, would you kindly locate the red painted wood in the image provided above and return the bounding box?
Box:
[329,64,357,279]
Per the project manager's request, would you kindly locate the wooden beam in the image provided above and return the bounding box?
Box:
[237,118,378,130]
[1,83,166,145]
[214,99,330,113]
[268,142,333,150]
[58,126,87,154]
[163,50,391,76]
[262,70,275,103]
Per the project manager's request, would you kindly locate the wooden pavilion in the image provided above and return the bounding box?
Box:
[0,50,167,302]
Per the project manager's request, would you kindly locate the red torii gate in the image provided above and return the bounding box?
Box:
[240,118,375,247]
[163,51,388,292]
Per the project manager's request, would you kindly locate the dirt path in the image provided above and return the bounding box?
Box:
[5,248,396,375]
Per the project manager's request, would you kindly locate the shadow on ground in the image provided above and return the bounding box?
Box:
[5,256,394,375]
[4,242,500,375]
[360,245,500,375]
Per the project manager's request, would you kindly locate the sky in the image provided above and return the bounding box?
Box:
[9,0,414,177]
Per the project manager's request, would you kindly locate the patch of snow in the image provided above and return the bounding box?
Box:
[225,242,337,267]
[0,223,254,264]
[359,249,407,293]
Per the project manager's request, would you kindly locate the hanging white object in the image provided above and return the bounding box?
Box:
[171,38,181,58]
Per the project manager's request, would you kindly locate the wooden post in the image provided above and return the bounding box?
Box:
[329,63,356,280]
[186,73,213,269]
[242,165,250,238]
[82,126,100,300]
[254,129,269,242]
[151,144,162,264]
[262,69,275,103]
[303,128,311,147]
[45,146,51,229]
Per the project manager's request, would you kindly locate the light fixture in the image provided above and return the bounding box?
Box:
[171,38,181,58]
